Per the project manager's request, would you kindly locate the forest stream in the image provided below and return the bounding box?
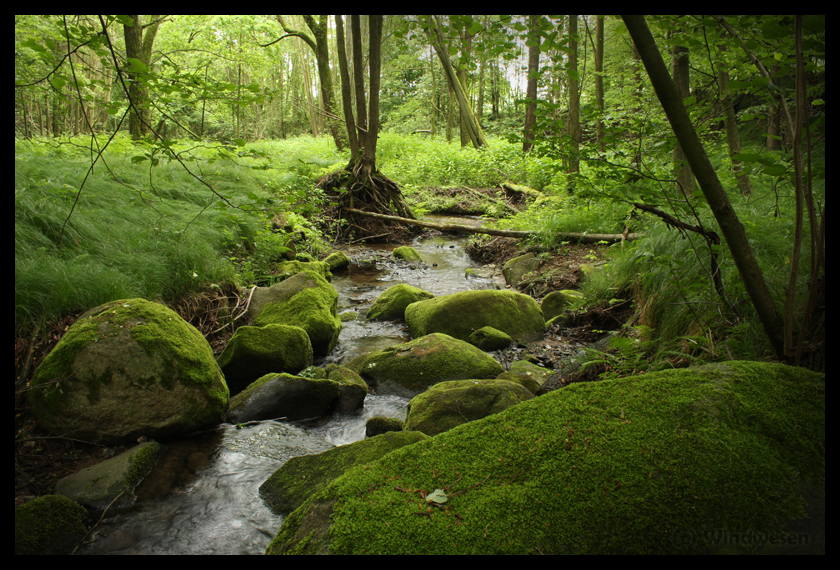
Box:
[79,217,509,555]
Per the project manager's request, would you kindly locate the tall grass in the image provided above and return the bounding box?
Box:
[14,136,275,330]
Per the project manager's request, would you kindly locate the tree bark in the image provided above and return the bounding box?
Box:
[334,15,359,158]
[567,15,580,177]
[122,15,162,140]
[670,34,697,197]
[426,16,488,149]
[346,209,639,243]
[523,15,540,153]
[622,15,785,360]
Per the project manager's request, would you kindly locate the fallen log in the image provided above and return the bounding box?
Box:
[344,208,640,244]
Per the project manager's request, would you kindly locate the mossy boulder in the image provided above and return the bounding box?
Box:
[275,260,332,282]
[323,251,351,271]
[217,324,313,395]
[496,360,553,394]
[404,379,534,436]
[393,246,422,262]
[468,326,513,351]
[324,363,369,413]
[502,253,542,287]
[252,272,342,357]
[55,441,167,510]
[405,290,545,345]
[347,333,504,396]
[365,416,405,438]
[267,361,825,555]
[27,298,229,445]
[227,373,342,424]
[260,431,428,515]
[367,284,435,321]
[540,290,585,322]
[15,495,89,555]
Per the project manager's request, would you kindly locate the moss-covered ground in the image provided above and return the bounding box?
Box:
[268,361,825,555]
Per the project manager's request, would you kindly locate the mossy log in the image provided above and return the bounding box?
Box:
[345,208,640,244]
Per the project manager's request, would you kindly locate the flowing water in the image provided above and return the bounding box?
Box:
[80,224,504,555]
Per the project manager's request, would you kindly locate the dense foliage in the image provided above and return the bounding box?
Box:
[15,15,824,367]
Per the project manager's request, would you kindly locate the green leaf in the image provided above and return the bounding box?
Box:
[761,164,788,177]
[426,489,448,504]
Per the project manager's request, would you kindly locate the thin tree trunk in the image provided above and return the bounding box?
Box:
[523,15,540,153]
[334,15,359,159]
[622,14,785,360]
[426,15,487,149]
[670,33,697,197]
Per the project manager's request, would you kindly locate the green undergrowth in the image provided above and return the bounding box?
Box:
[14,135,333,332]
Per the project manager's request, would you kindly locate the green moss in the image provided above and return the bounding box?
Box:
[28,298,228,441]
[275,260,333,282]
[367,284,434,321]
[405,290,545,344]
[260,431,428,515]
[404,379,534,436]
[254,278,341,357]
[349,333,504,395]
[269,361,825,554]
[15,495,89,555]
[393,246,422,262]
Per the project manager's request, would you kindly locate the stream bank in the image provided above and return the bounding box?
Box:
[16,218,626,555]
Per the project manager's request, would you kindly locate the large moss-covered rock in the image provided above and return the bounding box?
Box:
[404,379,534,436]
[227,373,341,424]
[260,431,428,515]
[27,299,229,445]
[55,441,167,510]
[367,284,434,321]
[405,289,545,345]
[15,495,89,555]
[216,324,313,395]
[347,333,504,396]
[267,361,825,555]
[253,272,341,357]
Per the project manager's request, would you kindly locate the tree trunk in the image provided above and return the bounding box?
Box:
[334,15,359,158]
[122,15,162,140]
[595,16,606,153]
[622,15,785,360]
[567,15,580,178]
[670,34,697,198]
[426,16,487,149]
[523,15,540,153]
[320,15,414,240]
[716,43,753,196]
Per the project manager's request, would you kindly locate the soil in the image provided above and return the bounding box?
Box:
[14,195,635,510]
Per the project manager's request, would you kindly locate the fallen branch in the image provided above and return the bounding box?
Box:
[345,208,639,244]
